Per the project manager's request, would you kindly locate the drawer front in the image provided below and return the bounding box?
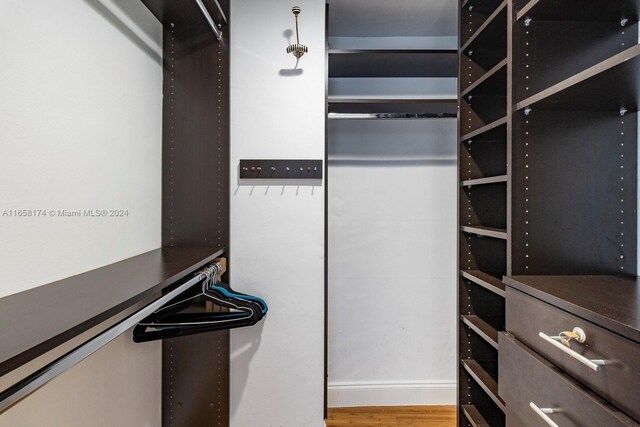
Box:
[506,287,640,421]
[498,333,637,427]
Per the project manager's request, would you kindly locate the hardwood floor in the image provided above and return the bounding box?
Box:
[326,406,456,427]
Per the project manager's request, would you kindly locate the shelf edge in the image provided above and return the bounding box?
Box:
[460,116,507,141]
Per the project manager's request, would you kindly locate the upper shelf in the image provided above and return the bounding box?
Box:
[461,1,508,53]
[517,44,640,111]
[328,49,458,78]
[0,246,224,376]
[517,0,640,22]
[329,96,458,115]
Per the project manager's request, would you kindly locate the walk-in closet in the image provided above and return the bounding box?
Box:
[1,1,640,427]
[325,0,459,415]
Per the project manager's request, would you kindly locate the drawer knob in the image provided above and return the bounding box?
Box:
[558,327,587,347]
[530,402,559,427]
[539,331,606,371]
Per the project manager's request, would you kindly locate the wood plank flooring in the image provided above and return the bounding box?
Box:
[326,406,456,427]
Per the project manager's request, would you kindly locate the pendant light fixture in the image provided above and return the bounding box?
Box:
[286,6,308,59]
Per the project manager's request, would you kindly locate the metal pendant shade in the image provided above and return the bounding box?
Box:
[287,6,308,59]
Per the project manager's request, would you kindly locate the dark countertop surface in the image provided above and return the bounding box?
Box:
[504,275,640,344]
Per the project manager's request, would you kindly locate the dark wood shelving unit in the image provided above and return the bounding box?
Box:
[460,0,640,425]
[458,0,510,424]
[328,49,458,78]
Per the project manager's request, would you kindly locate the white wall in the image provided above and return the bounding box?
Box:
[327,119,457,407]
[229,1,326,426]
[0,0,163,425]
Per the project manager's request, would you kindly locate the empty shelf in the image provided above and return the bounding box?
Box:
[461,58,508,97]
[461,175,507,187]
[460,116,507,141]
[461,359,506,412]
[462,404,491,427]
[329,49,458,78]
[517,44,640,111]
[461,315,499,349]
[0,246,224,376]
[329,97,458,115]
[461,226,508,240]
[517,0,639,22]
[461,1,508,53]
[460,270,506,297]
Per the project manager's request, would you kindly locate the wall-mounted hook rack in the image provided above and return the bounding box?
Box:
[240,159,322,179]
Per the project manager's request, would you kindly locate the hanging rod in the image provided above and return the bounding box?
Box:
[194,0,226,41]
[328,112,458,120]
[0,269,214,412]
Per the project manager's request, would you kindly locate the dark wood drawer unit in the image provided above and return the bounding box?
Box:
[504,276,640,422]
[498,332,638,427]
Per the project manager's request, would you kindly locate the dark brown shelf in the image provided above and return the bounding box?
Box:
[461,1,508,53]
[459,116,507,142]
[461,58,508,98]
[517,44,640,111]
[0,246,224,376]
[461,359,506,412]
[328,49,458,78]
[504,275,640,345]
[461,225,508,240]
[461,270,506,297]
[517,0,639,22]
[461,175,507,187]
[461,315,499,349]
[461,404,491,427]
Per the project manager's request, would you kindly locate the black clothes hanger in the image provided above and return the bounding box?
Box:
[133,263,267,343]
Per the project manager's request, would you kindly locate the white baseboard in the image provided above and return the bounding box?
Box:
[327,380,456,408]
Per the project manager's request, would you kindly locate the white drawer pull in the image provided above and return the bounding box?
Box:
[530,402,559,427]
[539,331,606,371]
